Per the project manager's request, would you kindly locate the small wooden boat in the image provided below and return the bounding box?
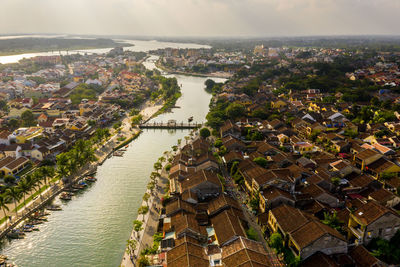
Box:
[35,216,48,221]
[60,192,72,201]
[113,151,124,157]
[24,224,39,231]
[27,220,43,225]
[85,176,97,182]
[7,230,25,239]
[188,116,193,122]
[72,184,85,190]
[47,205,62,211]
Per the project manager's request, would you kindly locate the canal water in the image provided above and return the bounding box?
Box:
[0,41,225,266]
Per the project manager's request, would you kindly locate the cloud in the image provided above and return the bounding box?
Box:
[0,0,399,36]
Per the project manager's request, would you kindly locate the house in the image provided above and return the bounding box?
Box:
[301,184,339,207]
[347,201,400,244]
[268,204,310,240]
[220,120,241,138]
[293,142,315,154]
[180,170,222,201]
[259,187,295,212]
[31,146,50,161]
[353,149,382,171]
[368,188,400,208]
[349,245,384,267]
[271,100,287,109]
[0,156,30,176]
[366,157,400,179]
[166,235,209,267]
[221,236,271,266]
[288,220,347,259]
[211,209,246,247]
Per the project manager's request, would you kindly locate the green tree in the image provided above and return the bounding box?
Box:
[142,192,150,205]
[269,233,284,254]
[253,157,268,168]
[4,175,16,185]
[21,110,36,126]
[138,205,149,221]
[0,194,10,220]
[199,128,211,139]
[226,102,245,120]
[133,220,144,232]
[331,177,341,186]
[153,162,162,173]
[322,211,343,231]
[126,239,138,257]
[205,79,216,91]
[6,187,21,217]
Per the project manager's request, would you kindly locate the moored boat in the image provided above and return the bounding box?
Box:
[7,230,25,239]
[47,204,62,211]
[85,176,97,182]
[60,192,72,201]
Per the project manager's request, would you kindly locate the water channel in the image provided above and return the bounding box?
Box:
[0,40,225,266]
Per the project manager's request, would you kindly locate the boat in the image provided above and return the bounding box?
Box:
[7,230,25,239]
[27,220,43,225]
[60,192,72,201]
[35,216,48,221]
[72,184,85,190]
[113,151,124,157]
[86,170,97,176]
[85,176,97,182]
[78,181,88,187]
[24,224,39,231]
[125,145,129,148]
[64,187,79,193]
[188,116,193,122]
[47,204,62,211]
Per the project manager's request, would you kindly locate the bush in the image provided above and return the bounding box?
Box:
[200,128,211,138]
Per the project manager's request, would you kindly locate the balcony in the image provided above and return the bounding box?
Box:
[349,226,363,239]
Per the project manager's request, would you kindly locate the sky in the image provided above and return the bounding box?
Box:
[1,0,400,37]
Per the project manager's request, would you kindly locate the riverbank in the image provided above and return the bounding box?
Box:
[155,60,233,79]
[0,99,164,243]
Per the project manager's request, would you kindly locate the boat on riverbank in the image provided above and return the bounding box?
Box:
[85,176,97,183]
[46,204,62,211]
[6,230,25,239]
[60,192,72,201]
[113,150,124,157]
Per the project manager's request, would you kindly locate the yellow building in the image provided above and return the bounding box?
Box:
[11,127,43,144]
[271,100,287,109]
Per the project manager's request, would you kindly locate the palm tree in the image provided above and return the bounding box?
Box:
[0,194,10,221]
[39,166,55,187]
[32,171,44,201]
[5,187,21,217]
[17,178,31,207]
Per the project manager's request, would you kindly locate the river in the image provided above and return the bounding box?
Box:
[0,41,225,266]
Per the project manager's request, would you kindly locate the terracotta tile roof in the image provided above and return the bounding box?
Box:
[352,201,397,225]
[289,221,346,250]
[211,210,246,246]
[208,194,241,217]
[222,236,271,267]
[166,198,196,216]
[171,213,204,237]
[167,237,208,267]
[301,252,339,267]
[367,157,398,173]
[270,205,309,233]
[4,157,29,171]
[349,245,383,267]
[261,187,294,202]
[180,170,221,192]
[348,174,375,188]
[356,149,381,161]
[0,156,16,169]
[369,188,397,205]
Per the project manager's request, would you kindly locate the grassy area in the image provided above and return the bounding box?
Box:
[151,92,182,118]
[114,131,142,151]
